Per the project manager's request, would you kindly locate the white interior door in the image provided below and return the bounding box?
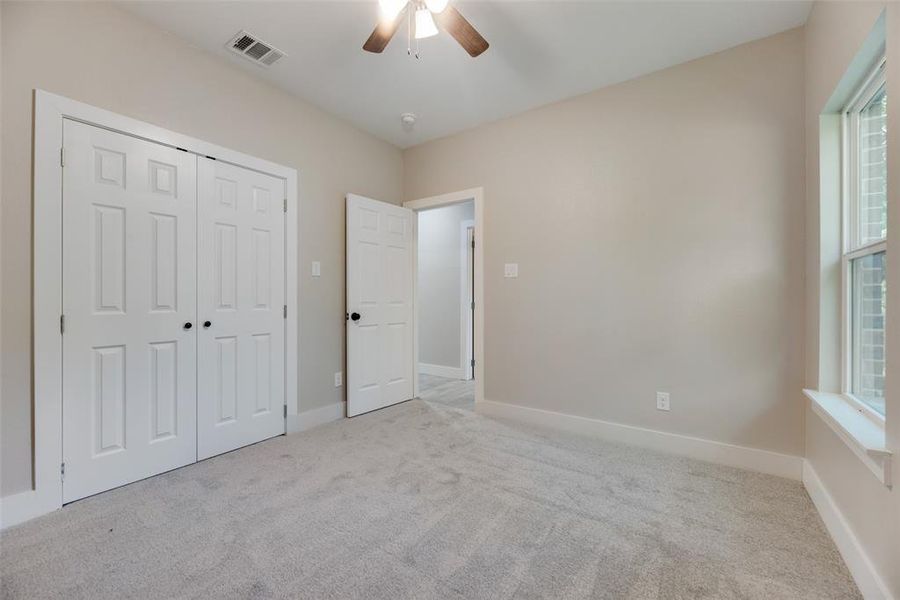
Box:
[346,194,414,417]
[197,158,286,460]
[62,120,197,503]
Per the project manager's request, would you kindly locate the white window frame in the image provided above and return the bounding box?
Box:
[840,57,887,423]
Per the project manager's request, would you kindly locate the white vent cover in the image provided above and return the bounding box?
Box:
[226,30,286,67]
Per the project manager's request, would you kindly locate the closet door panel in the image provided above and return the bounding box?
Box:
[62,120,197,503]
[197,158,285,459]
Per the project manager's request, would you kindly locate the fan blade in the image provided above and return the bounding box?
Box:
[436,6,489,57]
[363,15,403,53]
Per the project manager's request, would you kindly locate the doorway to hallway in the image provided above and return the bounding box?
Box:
[408,194,480,410]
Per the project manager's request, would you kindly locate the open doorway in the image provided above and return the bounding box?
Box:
[415,202,474,409]
[405,189,484,411]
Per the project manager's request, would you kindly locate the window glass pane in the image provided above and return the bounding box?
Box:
[857,85,887,246]
[851,251,886,415]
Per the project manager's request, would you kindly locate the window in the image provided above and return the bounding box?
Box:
[843,59,887,417]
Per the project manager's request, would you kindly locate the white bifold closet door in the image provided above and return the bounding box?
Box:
[197,158,285,460]
[62,119,198,503]
[62,121,286,503]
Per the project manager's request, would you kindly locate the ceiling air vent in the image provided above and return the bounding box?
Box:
[226,30,286,67]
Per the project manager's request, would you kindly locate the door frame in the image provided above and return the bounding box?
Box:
[460,220,475,381]
[4,90,299,528]
[404,188,484,404]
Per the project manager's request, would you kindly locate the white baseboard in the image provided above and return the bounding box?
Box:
[286,401,345,434]
[802,460,893,600]
[476,399,803,480]
[418,362,465,379]
[0,489,59,530]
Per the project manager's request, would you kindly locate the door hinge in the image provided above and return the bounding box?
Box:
[471,238,475,249]
[471,301,475,310]
[60,148,65,167]
[283,305,287,319]
[471,359,475,367]
[283,199,287,213]
[60,462,66,481]
[60,314,65,334]
[283,405,287,418]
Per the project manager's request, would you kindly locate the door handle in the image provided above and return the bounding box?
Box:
[350,312,361,322]
[203,321,212,329]
[183,322,193,330]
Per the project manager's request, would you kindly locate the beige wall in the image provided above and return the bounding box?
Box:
[404,29,806,457]
[417,202,474,370]
[803,2,900,597]
[0,1,403,496]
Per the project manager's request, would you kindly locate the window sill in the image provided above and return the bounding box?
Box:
[803,389,892,488]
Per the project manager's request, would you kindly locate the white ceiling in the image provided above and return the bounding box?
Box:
[123,1,812,148]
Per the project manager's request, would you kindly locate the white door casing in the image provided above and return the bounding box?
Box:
[197,158,286,460]
[404,188,484,406]
[464,224,475,380]
[346,194,415,417]
[18,91,298,529]
[62,119,198,503]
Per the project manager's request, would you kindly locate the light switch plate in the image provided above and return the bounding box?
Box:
[334,371,343,387]
[312,261,321,277]
[656,392,670,411]
[504,263,519,278]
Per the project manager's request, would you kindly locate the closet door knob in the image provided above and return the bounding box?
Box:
[350,312,361,322]
[183,322,193,330]
[203,321,212,328]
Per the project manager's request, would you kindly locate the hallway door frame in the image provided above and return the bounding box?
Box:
[404,188,484,404]
[460,220,475,381]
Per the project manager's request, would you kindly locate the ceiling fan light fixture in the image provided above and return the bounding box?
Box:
[414,8,439,39]
[378,0,407,21]
[425,0,448,14]
[363,0,488,57]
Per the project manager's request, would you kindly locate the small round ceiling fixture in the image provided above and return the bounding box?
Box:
[400,113,417,128]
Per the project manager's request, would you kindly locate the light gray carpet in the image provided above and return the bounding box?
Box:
[419,373,475,410]
[0,399,859,599]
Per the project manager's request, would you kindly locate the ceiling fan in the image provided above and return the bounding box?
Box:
[363,0,489,58]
